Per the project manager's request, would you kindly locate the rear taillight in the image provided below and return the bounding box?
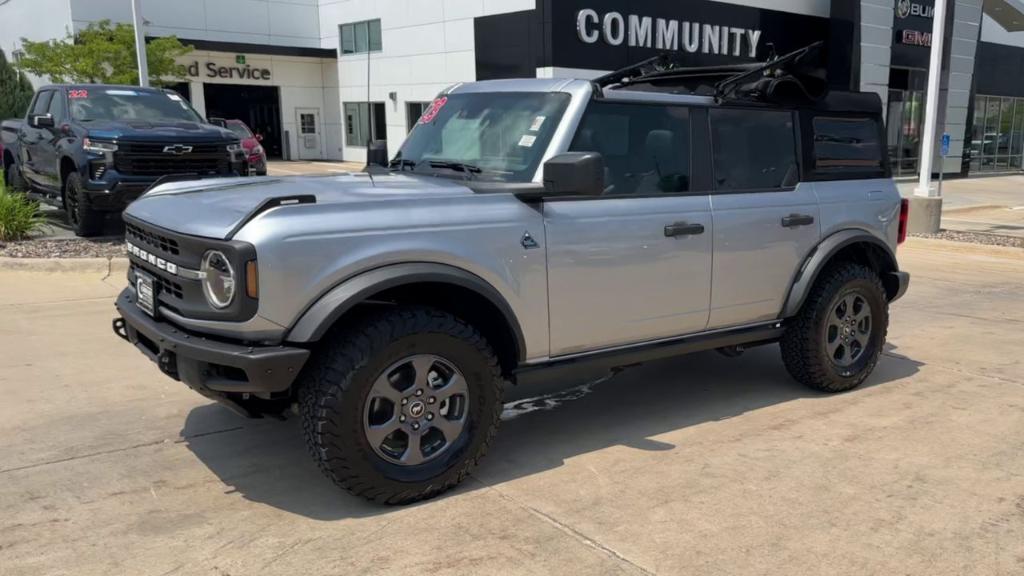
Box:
[897,198,909,245]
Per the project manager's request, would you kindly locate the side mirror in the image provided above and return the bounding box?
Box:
[367,139,389,168]
[31,114,55,129]
[208,117,227,128]
[542,152,604,197]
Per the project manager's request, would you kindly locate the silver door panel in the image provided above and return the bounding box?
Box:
[708,183,820,328]
[545,196,713,356]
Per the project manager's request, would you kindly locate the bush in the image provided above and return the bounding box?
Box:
[0,182,44,241]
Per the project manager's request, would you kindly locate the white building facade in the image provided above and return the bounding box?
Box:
[4,0,1024,176]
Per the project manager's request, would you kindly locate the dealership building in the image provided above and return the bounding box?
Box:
[3,0,1024,177]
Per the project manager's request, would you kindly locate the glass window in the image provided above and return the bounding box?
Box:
[355,22,369,53]
[340,24,355,54]
[396,92,570,182]
[68,89,202,123]
[31,91,53,116]
[369,20,382,52]
[570,101,691,195]
[340,20,381,55]
[226,120,253,139]
[1011,100,1024,169]
[406,102,430,133]
[345,102,386,147]
[711,109,798,190]
[812,117,883,171]
[300,113,316,135]
[46,90,64,120]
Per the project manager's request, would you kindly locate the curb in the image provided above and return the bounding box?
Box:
[0,256,129,276]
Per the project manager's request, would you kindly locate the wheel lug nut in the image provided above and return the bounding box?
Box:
[426,413,434,421]
[400,415,406,422]
[428,397,436,404]
[415,389,424,397]
[401,398,408,405]
[412,422,420,431]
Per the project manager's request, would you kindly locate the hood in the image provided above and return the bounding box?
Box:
[124,172,476,240]
[81,120,236,142]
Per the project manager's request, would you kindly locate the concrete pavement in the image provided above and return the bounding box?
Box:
[899,175,1024,237]
[1,239,1023,575]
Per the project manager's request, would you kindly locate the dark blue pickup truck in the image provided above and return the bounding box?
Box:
[1,84,244,236]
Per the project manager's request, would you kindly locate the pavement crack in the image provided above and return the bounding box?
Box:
[468,476,656,575]
[0,426,246,475]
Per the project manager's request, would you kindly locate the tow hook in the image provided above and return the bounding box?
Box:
[112,317,129,342]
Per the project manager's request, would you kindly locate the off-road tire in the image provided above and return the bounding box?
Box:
[64,172,104,237]
[298,306,504,504]
[780,262,888,392]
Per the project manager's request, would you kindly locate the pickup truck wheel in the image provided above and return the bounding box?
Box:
[4,162,27,192]
[780,262,888,392]
[64,172,104,237]
[298,306,504,504]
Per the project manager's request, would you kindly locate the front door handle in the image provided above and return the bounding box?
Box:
[664,222,705,237]
[781,214,815,228]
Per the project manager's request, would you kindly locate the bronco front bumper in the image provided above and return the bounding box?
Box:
[113,289,309,403]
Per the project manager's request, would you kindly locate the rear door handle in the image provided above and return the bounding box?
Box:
[664,222,705,237]
[781,214,815,228]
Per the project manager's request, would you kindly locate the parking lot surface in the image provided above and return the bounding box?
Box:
[1,238,1022,575]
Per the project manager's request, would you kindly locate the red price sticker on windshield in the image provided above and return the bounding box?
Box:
[68,89,89,99]
[418,96,447,124]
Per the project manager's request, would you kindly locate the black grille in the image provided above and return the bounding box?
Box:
[114,141,232,176]
[125,222,180,256]
[131,265,183,299]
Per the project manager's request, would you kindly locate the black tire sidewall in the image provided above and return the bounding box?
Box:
[814,276,888,385]
[312,319,502,496]
[6,163,25,191]
[64,172,102,236]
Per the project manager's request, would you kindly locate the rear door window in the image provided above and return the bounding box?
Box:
[812,117,883,171]
[570,101,690,195]
[710,109,798,191]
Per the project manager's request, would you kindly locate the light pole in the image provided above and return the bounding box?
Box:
[131,0,149,87]
[914,0,947,198]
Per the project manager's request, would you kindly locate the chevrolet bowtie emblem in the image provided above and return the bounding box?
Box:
[163,144,193,155]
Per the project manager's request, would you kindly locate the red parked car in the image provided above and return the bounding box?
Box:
[225,119,268,176]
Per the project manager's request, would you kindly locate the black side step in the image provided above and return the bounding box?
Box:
[515,322,785,385]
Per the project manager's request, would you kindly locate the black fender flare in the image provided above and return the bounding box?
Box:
[286,262,527,361]
[781,230,898,318]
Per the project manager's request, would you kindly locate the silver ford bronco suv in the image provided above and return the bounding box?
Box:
[113,45,910,504]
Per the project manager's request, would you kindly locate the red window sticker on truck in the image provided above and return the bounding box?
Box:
[68,89,89,99]
[418,97,448,124]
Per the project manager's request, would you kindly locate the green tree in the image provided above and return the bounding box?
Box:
[0,49,35,119]
[16,20,192,86]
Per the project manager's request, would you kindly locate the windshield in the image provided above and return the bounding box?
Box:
[226,121,253,139]
[69,89,204,123]
[395,92,571,182]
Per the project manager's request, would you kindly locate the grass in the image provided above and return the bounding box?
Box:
[0,169,45,241]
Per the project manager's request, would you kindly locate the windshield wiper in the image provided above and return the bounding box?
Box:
[389,158,416,171]
[425,160,482,180]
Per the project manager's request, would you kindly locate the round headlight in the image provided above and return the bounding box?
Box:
[201,251,235,309]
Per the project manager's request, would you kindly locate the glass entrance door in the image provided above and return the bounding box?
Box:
[886,67,928,177]
[887,89,926,177]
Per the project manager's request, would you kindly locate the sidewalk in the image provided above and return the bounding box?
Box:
[898,175,1024,238]
[266,159,365,176]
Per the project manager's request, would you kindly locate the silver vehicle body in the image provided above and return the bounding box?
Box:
[122,78,903,368]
